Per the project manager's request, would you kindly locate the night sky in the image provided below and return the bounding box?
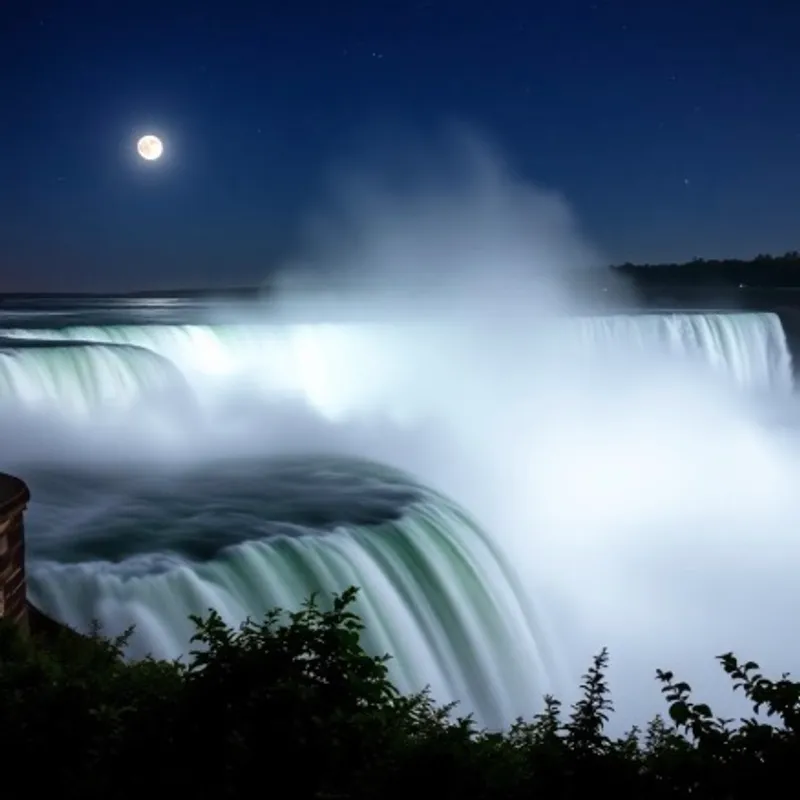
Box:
[2,1,798,292]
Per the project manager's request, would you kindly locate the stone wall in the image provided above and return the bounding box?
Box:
[0,472,31,628]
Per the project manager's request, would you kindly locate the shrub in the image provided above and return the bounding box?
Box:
[1,587,798,799]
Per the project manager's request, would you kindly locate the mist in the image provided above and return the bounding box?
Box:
[265,130,622,320]
[3,130,800,731]
[260,132,800,727]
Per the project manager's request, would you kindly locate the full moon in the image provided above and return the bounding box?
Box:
[136,134,164,161]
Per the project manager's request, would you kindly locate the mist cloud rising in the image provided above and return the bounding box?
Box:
[265,129,621,323]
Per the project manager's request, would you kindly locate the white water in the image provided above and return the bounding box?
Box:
[1,311,792,420]
[28,484,549,729]
[0,342,188,417]
[3,304,800,731]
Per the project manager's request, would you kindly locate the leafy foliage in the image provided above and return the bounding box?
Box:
[2,587,799,799]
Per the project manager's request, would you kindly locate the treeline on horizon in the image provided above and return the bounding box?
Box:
[613,250,800,289]
[2,251,800,300]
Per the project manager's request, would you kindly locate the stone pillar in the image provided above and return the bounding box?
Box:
[0,472,31,629]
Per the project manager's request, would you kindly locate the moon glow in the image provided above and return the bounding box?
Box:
[136,134,164,161]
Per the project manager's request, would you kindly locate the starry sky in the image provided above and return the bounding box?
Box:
[1,0,798,292]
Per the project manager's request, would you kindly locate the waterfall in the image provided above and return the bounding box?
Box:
[0,311,793,418]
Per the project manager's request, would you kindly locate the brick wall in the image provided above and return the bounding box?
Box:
[0,473,31,628]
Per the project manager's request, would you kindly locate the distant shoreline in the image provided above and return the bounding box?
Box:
[0,287,263,301]
[3,251,800,300]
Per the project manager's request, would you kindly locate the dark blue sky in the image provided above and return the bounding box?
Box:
[2,0,798,291]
